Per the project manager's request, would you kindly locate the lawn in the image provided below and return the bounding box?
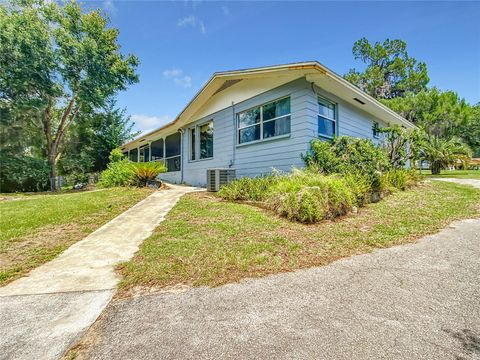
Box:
[0,187,152,285]
[117,180,480,293]
[422,169,480,179]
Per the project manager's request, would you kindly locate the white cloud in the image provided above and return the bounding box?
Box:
[199,21,206,35]
[177,15,196,28]
[174,75,192,88]
[131,114,173,132]
[163,69,192,88]
[163,69,183,78]
[177,15,206,34]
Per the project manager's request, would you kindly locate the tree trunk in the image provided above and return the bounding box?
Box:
[48,150,58,191]
[431,162,441,175]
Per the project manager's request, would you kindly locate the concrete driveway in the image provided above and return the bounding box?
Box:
[71,214,480,359]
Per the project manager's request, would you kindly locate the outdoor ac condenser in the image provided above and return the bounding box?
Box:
[207,168,236,192]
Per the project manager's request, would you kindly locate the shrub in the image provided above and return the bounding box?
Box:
[131,162,167,187]
[109,148,125,163]
[0,152,50,192]
[381,169,421,192]
[98,158,135,187]
[304,137,390,190]
[342,172,372,206]
[267,171,354,223]
[269,186,328,223]
[217,175,279,202]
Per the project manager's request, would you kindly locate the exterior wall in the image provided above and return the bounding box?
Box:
[312,84,389,143]
[158,78,391,187]
[179,78,315,186]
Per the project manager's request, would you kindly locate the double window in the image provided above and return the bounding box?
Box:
[237,97,291,145]
[190,121,214,161]
[318,97,336,139]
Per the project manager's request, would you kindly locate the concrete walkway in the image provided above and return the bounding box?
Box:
[69,178,480,360]
[432,177,480,189]
[0,185,198,360]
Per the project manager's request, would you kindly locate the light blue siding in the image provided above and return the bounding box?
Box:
[160,78,390,186]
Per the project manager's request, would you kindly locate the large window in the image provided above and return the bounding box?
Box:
[318,97,336,139]
[190,121,214,161]
[237,97,291,144]
[129,148,138,162]
[200,122,213,159]
[151,139,164,161]
[165,133,181,172]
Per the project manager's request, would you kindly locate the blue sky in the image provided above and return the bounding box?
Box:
[86,1,480,134]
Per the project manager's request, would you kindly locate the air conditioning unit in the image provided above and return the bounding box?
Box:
[207,168,236,192]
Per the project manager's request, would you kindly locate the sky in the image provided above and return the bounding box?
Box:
[85,0,480,134]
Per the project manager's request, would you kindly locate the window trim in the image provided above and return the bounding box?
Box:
[317,95,337,139]
[189,120,214,162]
[236,95,291,145]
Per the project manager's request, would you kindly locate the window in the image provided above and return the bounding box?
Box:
[318,97,336,139]
[189,121,214,161]
[199,122,213,159]
[372,122,380,139]
[122,151,128,159]
[165,133,181,172]
[237,97,291,144]
[139,145,149,162]
[150,139,164,161]
[129,148,138,162]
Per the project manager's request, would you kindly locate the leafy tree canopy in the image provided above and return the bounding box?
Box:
[0,0,139,189]
[344,38,429,99]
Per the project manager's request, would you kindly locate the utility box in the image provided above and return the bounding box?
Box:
[207,169,236,192]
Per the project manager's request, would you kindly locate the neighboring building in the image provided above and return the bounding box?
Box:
[120,61,415,186]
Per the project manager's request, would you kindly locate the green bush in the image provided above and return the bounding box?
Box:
[98,158,135,187]
[304,137,390,190]
[342,172,372,206]
[266,171,354,223]
[217,175,279,201]
[131,162,167,187]
[99,159,167,188]
[381,169,421,192]
[0,152,50,192]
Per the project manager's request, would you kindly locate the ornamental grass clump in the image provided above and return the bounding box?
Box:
[217,175,279,202]
[266,170,354,223]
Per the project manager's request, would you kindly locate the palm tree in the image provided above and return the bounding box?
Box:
[421,136,471,175]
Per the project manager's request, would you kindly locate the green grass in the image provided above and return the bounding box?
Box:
[422,169,480,179]
[0,187,152,285]
[117,181,480,293]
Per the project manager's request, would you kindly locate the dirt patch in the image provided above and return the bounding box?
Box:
[0,220,103,285]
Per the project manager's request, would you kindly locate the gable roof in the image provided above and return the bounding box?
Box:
[122,61,415,150]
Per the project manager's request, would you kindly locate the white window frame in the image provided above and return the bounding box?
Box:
[189,120,214,162]
[317,96,337,139]
[236,96,291,145]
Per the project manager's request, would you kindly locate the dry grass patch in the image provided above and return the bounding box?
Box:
[0,187,153,285]
[117,181,480,295]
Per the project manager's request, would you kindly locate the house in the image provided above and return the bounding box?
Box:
[120,61,415,187]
